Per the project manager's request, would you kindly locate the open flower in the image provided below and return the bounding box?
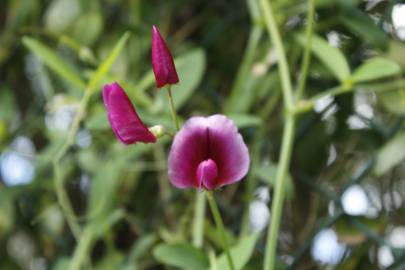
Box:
[151,25,179,88]
[168,115,249,189]
[102,82,156,144]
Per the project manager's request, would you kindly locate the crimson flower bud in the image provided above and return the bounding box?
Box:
[151,25,179,88]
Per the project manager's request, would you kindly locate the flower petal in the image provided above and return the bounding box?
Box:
[102,82,156,144]
[168,117,209,188]
[205,115,249,187]
[168,115,249,189]
[151,25,179,88]
[196,159,218,190]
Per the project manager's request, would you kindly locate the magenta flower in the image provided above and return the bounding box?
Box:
[151,25,179,88]
[168,115,249,189]
[102,82,156,144]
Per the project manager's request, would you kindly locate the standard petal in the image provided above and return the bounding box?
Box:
[205,115,250,187]
[168,117,209,189]
[102,83,156,144]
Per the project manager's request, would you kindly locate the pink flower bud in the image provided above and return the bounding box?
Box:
[151,25,179,88]
[102,82,156,144]
[168,115,250,190]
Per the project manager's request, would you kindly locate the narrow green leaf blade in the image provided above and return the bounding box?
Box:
[22,37,86,89]
[153,243,209,270]
[214,232,259,270]
[87,32,130,92]
[295,34,350,82]
[340,9,388,50]
[379,89,405,115]
[351,57,401,83]
[374,132,405,176]
[171,48,206,108]
[228,113,262,128]
[256,163,295,200]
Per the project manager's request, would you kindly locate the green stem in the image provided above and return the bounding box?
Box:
[52,90,92,239]
[259,0,297,269]
[165,85,206,249]
[53,161,81,239]
[296,0,316,100]
[292,84,348,114]
[263,116,295,270]
[166,86,180,131]
[206,191,235,270]
[293,78,405,115]
[69,228,93,270]
[259,0,294,109]
[193,191,206,247]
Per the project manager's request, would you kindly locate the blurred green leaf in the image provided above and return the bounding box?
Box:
[90,209,125,237]
[256,163,295,199]
[86,109,109,130]
[22,37,86,89]
[72,12,103,46]
[153,243,209,270]
[214,232,259,270]
[379,89,405,115]
[87,32,130,92]
[44,0,80,32]
[340,9,388,50]
[170,48,206,108]
[87,163,121,218]
[335,216,385,246]
[385,41,405,69]
[374,132,405,176]
[0,87,17,122]
[224,22,264,114]
[228,113,262,128]
[296,33,350,82]
[94,250,124,270]
[351,58,401,83]
[127,234,158,262]
[6,0,38,30]
[0,191,14,237]
[52,257,70,270]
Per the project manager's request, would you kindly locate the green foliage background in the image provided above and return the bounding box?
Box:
[1,0,405,269]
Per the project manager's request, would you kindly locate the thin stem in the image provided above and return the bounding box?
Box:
[53,161,81,239]
[292,85,348,114]
[69,228,93,270]
[259,0,297,269]
[206,191,235,270]
[296,0,316,100]
[263,116,295,270]
[52,90,92,239]
[193,191,206,247]
[165,85,206,249]
[166,86,180,131]
[293,78,405,115]
[259,0,294,109]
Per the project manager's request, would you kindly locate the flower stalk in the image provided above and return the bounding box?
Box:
[206,191,235,270]
[193,191,206,247]
[257,0,298,269]
[166,86,180,131]
[296,0,316,100]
